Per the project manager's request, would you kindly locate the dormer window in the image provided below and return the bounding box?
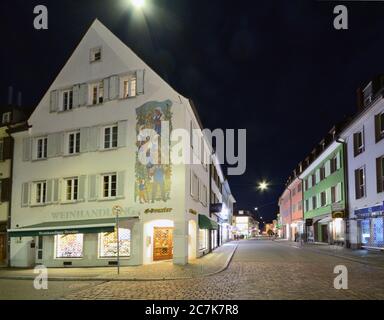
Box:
[363,82,373,106]
[90,47,102,63]
[2,112,11,124]
[91,82,104,105]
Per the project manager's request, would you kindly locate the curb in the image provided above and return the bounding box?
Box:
[0,244,239,282]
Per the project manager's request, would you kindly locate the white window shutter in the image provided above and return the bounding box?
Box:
[46,179,53,203]
[109,75,120,100]
[103,78,110,102]
[88,174,99,201]
[78,175,86,201]
[47,134,57,158]
[88,126,100,152]
[79,83,89,106]
[52,179,59,203]
[336,183,342,202]
[50,90,59,113]
[316,169,320,184]
[80,128,89,153]
[308,176,312,188]
[117,171,125,198]
[21,182,30,207]
[73,85,80,107]
[136,70,145,95]
[117,121,127,148]
[325,160,331,177]
[55,133,64,156]
[22,137,32,161]
[326,188,332,205]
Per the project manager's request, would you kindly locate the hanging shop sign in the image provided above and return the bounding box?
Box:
[332,211,345,219]
[210,203,223,213]
[305,219,313,226]
[144,208,173,214]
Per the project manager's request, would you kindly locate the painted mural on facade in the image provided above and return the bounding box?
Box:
[135,100,173,203]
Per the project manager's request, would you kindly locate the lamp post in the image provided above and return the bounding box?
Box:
[112,205,123,275]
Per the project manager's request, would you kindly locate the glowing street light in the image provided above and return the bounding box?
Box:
[258,181,269,191]
[131,0,145,8]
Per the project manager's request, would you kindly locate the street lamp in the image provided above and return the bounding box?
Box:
[131,0,145,8]
[258,181,269,191]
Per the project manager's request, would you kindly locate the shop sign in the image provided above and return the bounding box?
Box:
[144,208,173,214]
[332,203,344,212]
[210,203,223,213]
[189,209,197,215]
[355,202,384,219]
[332,211,345,219]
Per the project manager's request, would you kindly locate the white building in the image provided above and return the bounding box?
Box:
[8,19,221,267]
[340,77,384,250]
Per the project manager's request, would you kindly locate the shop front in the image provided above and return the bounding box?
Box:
[356,202,384,249]
[291,220,304,241]
[198,214,218,252]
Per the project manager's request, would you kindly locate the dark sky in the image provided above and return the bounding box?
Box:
[1,0,383,222]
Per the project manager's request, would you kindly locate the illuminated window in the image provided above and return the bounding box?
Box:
[55,234,83,258]
[123,77,137,98]
[99,228,131,258]
[199,229,207,250]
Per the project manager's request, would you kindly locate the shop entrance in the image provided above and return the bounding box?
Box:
[321,224,329,243]
[153,227,173,261]
[0,234,6,263]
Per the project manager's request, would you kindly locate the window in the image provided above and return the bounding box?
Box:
[355,166,366,199]
[90,47,101,62]
[320,166,326,181]
[375,112,384,143]
[36,137,47,159]
[298,201,302,211]
[2,112,11,124]
[353,130,365,156]
[363,82,373,106]
[376,155,384,193]
[191,172,199,200]
[99,228,131,258]
[102,174,117,198]
[320,191,326,207]
[305,199,309,212]
[199,229,208,250]
[304,179,308,191]
[103,125,118,149]
[68,131,80,154]
[62,90,73,111]
[330,156,338,174]
[55,234,83,258]
[91,82,104,105]
[201,184,207,206]
[65,178,78,202]
[331,186,336,204]
[33,181,47,204]
[312,196,317,210]
[311,173,316,186]
[123,77,137,98]
[297,183,302,193]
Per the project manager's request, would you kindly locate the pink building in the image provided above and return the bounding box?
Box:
[278,167,305,241]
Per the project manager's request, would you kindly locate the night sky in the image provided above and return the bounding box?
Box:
[1,0,384,222]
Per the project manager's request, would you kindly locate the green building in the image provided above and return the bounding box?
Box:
[299,136,347,245]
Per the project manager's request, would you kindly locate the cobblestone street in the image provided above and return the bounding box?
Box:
[63,240,384,300]
[1,239,384,300]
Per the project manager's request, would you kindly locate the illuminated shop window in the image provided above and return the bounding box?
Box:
[361,220,370,245]
[55,234,84,258]
[99,228,131,258]
[198,229,207,251]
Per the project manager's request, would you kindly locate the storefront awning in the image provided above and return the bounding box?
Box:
[198,214,218,230]
[8,217,138,237]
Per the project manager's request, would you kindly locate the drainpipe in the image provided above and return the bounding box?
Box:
[336,138,350,248]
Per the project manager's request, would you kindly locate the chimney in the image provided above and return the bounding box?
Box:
[356,87,364,112]
[8,86,13,106]
[17,91,22,107]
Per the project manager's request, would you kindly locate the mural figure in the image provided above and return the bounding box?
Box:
[135,100,173,203]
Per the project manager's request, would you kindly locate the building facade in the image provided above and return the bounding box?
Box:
[278,189,292,240]
[8,20,226,267]
[300,136,347,245]
[233,211,259,238]
[340,76,384,249]
[0,106,27,266]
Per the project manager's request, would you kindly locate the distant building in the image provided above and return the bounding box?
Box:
[232,210,259,238]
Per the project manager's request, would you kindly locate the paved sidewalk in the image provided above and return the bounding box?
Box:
[275,239,384,268]
[0,242,238,281]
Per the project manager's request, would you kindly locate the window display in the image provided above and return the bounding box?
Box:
[99,228,131,258]
[56,234,83,258]
[198,229,207,250]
